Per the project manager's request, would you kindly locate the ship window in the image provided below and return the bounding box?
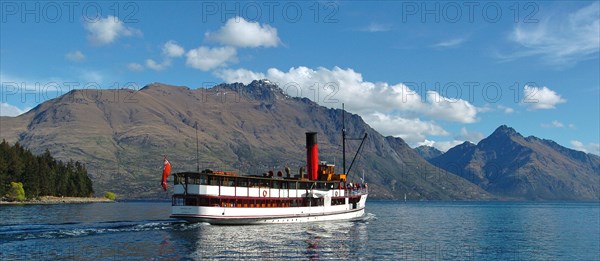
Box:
[288,182,297,189]
[200,175,207,185]
[298,182,308,189]
[248,179,258,187]
[208,176,220,186]
[222,177,234,186]
[185,198,197,206]
[173,197,184,206]
[272,181,280,189]
[237,178,248,187]
[259,180,270,188]
[199,197,209,206]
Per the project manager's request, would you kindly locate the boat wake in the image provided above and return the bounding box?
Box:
[363,212,377,221]
[0,220,206,241]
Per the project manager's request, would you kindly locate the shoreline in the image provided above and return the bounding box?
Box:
[0,196,114,205]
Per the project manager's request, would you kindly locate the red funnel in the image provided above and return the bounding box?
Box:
[306,132,319,180]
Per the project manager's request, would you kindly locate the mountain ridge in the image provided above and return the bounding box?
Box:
[430,125,600,200]
[0,80,491,200]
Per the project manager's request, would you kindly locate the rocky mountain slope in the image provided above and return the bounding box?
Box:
[0,80,491,199]
[430,125,600,200]
[414,145,443,160]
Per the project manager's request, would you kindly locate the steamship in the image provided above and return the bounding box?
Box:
[170,128,369,225]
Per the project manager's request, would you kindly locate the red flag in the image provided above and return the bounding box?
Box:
[161,157,171,191]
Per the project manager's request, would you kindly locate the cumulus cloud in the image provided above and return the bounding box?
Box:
[522,85,566,110]
[186,46,237,71]
[163,40,185,58]
[84,16,142,45]
[127,63,144,72]
[0,102,30,117]
[65,50,85,62]
[218,66,479,124]
[458,127,485,143]
[419,140,466,152]
[501,2,599,66]
[541,120,565,128]
[146,59,171,71]
[137,41,185,72]
[497,105,515,114]
[205,17,280,48]
[216,66,483,146]
[215,68,266,84]
[363,113,449,145]
[571,140,600,155]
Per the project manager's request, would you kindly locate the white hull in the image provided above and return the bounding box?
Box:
[172,207,366,225]
[172,194,368,225]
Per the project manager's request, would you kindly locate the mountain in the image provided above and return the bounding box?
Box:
[414,145,443,161]
[431,125,600,200]
[0,80,491,200]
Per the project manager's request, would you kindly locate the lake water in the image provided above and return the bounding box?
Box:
[1,201,598,260]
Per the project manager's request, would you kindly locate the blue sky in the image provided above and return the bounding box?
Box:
[1,1,599,154]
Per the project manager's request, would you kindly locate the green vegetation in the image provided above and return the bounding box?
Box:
[0,140,94,199]
[104,191,116,200]
[8,182,26,201]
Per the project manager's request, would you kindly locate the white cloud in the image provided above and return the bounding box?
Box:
[214,68,266,84]
[216,66,483,146]
[431,37,467,48]
[541,120,565,128]
[523,85,566,110]
[502,2,599,66]
[419,140,466,152]
[65,50,85,62]
[358,22,392,32]
[127,63,144,72]
[218,66,479,123]
[497,105,515,114]
[363,112,449,145]
[0,102,30,117]
[570,140,600,155]
[163,40,185,58]
[80,70,103,83]
[139,41,185,72]
[458,127,484,143]
[205,17,280,48]
[186,46,237,71]
[145,59,171,71]
[84,16,142,45]
[424,91,478,123]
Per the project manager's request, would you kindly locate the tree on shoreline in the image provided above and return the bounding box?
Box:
[0,140,94,199]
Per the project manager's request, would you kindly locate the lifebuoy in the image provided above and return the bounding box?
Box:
[335,191,338,197]
[262,190,267,197]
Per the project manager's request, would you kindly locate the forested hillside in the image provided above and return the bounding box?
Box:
[0,140,94,199]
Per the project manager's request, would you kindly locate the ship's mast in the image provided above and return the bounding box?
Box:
[195,121,200,172]
[341,103,368,177]
[342,103,346,174]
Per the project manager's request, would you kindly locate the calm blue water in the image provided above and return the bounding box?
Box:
[1,201,598,260]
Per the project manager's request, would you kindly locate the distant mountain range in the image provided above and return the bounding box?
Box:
[0,80,490,200]
[414,145,443,160]
[426,125,600,200]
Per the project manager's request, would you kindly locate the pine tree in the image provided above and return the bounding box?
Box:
[0,141,94,199]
